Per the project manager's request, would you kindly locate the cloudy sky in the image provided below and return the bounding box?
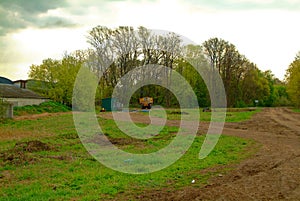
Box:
[1,0,300,80]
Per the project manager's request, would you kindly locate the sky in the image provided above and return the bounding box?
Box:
[1,0,300,81]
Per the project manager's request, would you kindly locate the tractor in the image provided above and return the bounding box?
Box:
[139,97,153,109]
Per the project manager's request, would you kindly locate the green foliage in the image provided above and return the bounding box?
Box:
[26,27,288,109]
[26,80,51,96]
[201,38,291,108]
[13,101,71,116]
[28,55,83,107]
[293,108,300,113]
[286,54,300,108]
[240,66,268,106]
[273,85,291,106]
[72,67,98,111]
[235,100,247,108]
[201,38,286,108]
[239,67,290,107]
[262,70,276,107]
[176,55,210,107]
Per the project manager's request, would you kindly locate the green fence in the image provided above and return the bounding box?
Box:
[101,98,122,111]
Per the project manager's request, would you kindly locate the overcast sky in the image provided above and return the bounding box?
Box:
[1,0,300,80]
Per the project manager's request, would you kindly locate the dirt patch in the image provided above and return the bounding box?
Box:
[84,134,138,147]
[14,140,51,152]
[0,140,53,165]
[84,132,176,150]
[14,112,73,121]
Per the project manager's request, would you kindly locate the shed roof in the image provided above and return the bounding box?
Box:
[0,76,13,85]
[0,84,46,99]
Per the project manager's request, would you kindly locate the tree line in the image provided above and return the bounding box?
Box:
[28,26,292,108]
[285,52,300,108]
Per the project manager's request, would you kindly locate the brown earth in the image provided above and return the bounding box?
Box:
[0,140,53,165]
[13,112,73,121]
[101,108,300,201]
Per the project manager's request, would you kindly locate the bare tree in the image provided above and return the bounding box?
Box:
[203,38,246,107]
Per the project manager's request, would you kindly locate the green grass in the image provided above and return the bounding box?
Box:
[0,113,256,200]
[13,101,71,116]
[146,108,261,122]
[224,108,261,122]
[293,108,300,113]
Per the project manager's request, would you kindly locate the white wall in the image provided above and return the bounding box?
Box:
[4,98,48,107]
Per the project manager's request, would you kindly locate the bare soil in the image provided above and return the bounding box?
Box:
[102,108,300,200]
[0,140,53,165]
[13,112,73,121]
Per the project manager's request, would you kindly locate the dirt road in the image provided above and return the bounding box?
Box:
[164,107,300,201]
[105,108,300,200]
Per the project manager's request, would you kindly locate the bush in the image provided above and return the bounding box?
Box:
[14,101,71,116]
[235,100,248,108]
[273,96,292,107]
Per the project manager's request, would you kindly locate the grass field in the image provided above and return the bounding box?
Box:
[293,108,300,113]
[0,109,258,200]
[146,108,261,122]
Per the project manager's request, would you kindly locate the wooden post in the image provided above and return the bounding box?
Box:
[7,103,13,118]
[0,102,13,119]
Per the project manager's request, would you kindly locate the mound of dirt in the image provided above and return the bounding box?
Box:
[14,140,51,152]
[0,140,52,165]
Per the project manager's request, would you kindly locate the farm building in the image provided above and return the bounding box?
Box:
[0,76,14,85]
[13,79,27,89]
[0,76,48,107]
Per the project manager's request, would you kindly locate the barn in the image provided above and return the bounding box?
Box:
[0,76,48,118]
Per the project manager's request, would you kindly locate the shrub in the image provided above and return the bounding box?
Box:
[14,101,71,116]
